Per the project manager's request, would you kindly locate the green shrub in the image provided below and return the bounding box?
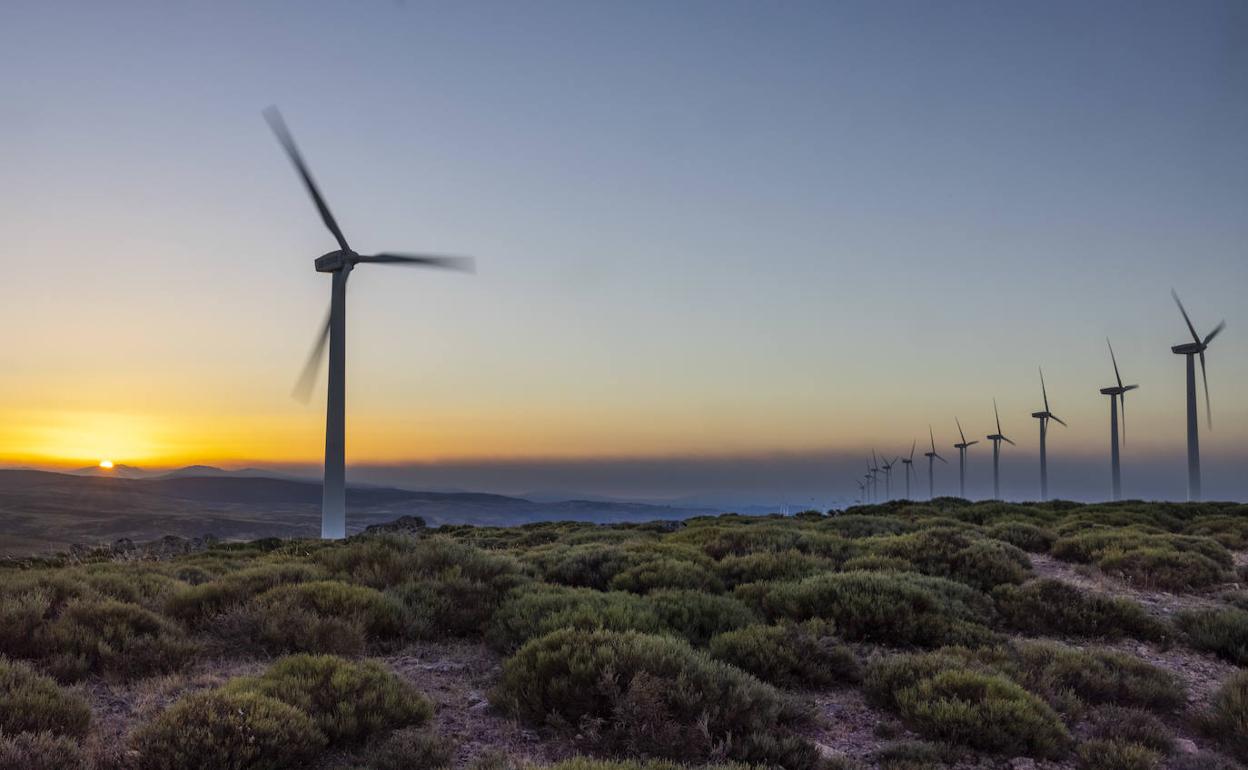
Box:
[226,654,431,744]
[840,555,913,572]
[647,590,757,645]
[1098,548,1228,591]
[0,657,91,737]
[871,528,1031,591]
[0,573,91,659]
[1013,642,1184,713]
[45,599,196,681]
[252,580,407,645]
[745,571,996,647]
[528,544,651,590]
[984,521,1056,552]
[0,731,86,770]
[77,565,185,609]
[1075,740,1161,770]
[131,689,326,770]
[487,585,663,652]
[1177,608,1248,665]
[715,551,833,587]
[708,621,859,687]
[822,515,912,538]
[389,575,501,639]
[165,563,325,624]
[1204,669,1248,761]
[892,668,1069,757]
[872,740,946,770]
[1085,705,1173,754]
[670,523,857,562]
[608,559,723,594]
[992,580,1167,640]
[362,728,454,770]
[318,535,528,592]
[495,628,804,763]
[1218,589,1248,612]
[1184,515,1248,549]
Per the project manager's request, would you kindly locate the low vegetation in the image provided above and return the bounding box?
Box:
[1,498,1244,769]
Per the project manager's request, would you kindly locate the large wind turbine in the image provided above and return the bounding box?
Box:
[900,440,916,499]
[952,418,978,499]
[923,425,947,499]
[1170,291,1226,502]
[1100,340,1138,502]
[880,455,899,500]
[985,399,1014,500]
[1031,368,1066,501]
[266,108,474,539]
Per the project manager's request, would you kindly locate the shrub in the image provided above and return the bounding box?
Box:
[1075,740,1161,770]
[165,563,325,624]
[1184,515,1248,549]
[1177,608,1248,665]
[0,657,91,737]
[487,585,663,652]
[1085,705,1173,754]
[77,565,184,609]
[1098,548,1228,591]
[840,555,913,572]
[984,521,1056,553]
[1204,669,1248,761]
[251,581,407,648]
[528,544,652,590]
[708,621,860,687]
[892,668,1069,757]
[873,740,946,770]
[494,628,804,763]
[992,580,1167,640]
[226,654,431,744]
[871,528,1031,591]
[131,689,326,770]
[608,559,723,594]
[44,599,196,681]
[647,590,757,645]
[822,515,912,538]
[319,535,528,592]
[745,571,996,647]
[389,575,502,639]
[1218,589,1248,612]
[1013,642,1184,713]
[362,728,454,770]
[0,573,91,659]
[0,731,86,770]
[715,551,832,587]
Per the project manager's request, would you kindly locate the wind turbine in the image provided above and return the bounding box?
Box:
[900,440,916,499]
[854,479,866,505]
[880,455,899,500]
[1031,367,1066,501]
[266,108,474,539]
[1100,339,1138,502]
[1170,291,1226,503]
[952,418,978,499]
[870,451,882,503]
[923,425,947,499]
[863,470,875,504]
[985,399,1014,500]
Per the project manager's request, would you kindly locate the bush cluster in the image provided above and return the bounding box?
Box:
[707,620,859,688]
[992,580,1167,641]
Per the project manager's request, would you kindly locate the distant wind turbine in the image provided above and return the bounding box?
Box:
[870,451,882,502]
[923,425,948,500]
[985,399,1014,500]
[1100,339,1138,502]
[265,108,475,539]
[880,455,899,500]
[953,418,978,499]
[1031,367,1066,501]
[854,479,866,505]
[1170,291,1226,502]
[900,440,917,499]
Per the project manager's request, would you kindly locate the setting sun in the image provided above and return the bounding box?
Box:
[98,460,113,469]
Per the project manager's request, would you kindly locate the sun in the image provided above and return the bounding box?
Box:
[98,459,114,470]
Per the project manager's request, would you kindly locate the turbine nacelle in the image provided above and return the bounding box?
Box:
[1170,342,1205,355]
[1099,385,1138,396]
[315,250,354,272]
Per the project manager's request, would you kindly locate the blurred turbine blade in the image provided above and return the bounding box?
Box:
[1172,289,1201,345]
[956,417,966,444]
[1199,350,1212,429]
[1003,436,1016,446]
[1051,414,1068,427]
[1040,367,1050,413]
[292,305,331,402]
[1108,338,1123,390]
[264,106,351,253]
[994,398,1002,435]
[361,253,477,272]
[1204,320,1226,346]
[909,440,916,461]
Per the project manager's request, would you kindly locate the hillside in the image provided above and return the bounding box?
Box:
[1,499,1247,770]
[0,470,715,556]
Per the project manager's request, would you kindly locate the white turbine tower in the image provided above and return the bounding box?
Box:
[900,440,917,500]
[952,418,978,499]
[1100,340,1138,502]
[266,108,474,539]
[1031,368,1066,501]
[880,455,899,500]
[1170,291,1225,503]
[923,425,947,500]
[985,399,1015,500]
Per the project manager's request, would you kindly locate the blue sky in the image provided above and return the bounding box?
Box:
[2,1,1246,503]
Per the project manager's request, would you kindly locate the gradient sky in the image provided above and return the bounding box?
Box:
[2,1,1246,503]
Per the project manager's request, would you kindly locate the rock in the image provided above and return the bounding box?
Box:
[469,700,492,713]
[1176,738,1199,754]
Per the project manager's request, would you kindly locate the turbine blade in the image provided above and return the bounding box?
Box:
[956,417,966,444]
[1108,338,1123,390]
[1040,367,1050,413]
[1003,436,1016,446]
[1051,414,1068,427]
[909,440,916,461]
[994,398,1002,435]
[929,425,936,452]
[1172,289,1201,345]
[1199,350,1212,429]
[361,253,476,272]
[936,453,948,464]
[264,107,351,253]
[1204,320,1226,346]
[967,440,979,447]
[292,305,331,403]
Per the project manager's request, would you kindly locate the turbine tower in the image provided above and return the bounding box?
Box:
[863,471,875,504]
[1100,339,1138,502]
[266,108,474,539]
[854,480,866,505]
[985,399,1014,500]
[900,440,916,500]
[870,452,882,503]
[1031,368,1066,501]
[880,455,899,500]
[1170,291,1225,502]
[923,425,947,499]
[952,418,978,499]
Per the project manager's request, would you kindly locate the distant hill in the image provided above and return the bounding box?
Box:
[70,464,148,479]
[0,469,718,557]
